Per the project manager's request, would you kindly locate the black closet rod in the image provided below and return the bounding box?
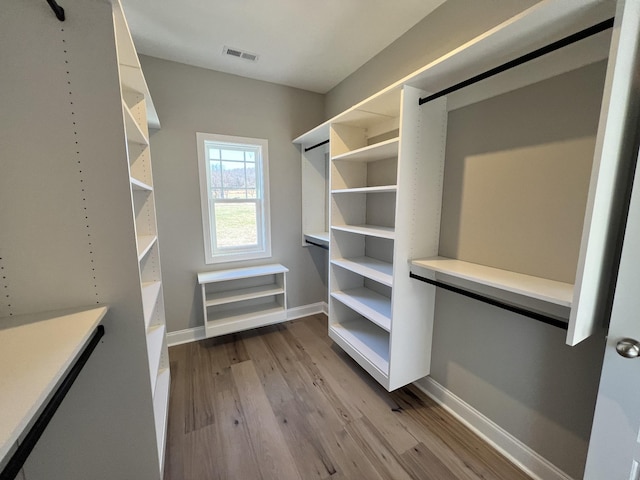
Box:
[418,17,614,106]
[46,0,65,21]
[304,139,329,152]
[0,325,105,480]
[409,272,569,330]
[305,239,329,250]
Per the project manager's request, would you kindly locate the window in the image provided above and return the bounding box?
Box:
[196,133,271,264]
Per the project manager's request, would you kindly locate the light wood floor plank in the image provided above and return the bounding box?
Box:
[230,360,302,480]
[164,315,532,480]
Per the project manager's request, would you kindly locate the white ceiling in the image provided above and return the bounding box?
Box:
[121,0,446,94]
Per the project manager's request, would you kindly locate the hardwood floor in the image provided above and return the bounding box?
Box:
[163,314,532,480]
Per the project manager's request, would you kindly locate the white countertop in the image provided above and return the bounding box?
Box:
[0,307,107,463]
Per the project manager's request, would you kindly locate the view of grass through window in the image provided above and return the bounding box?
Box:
[214,203,257,247]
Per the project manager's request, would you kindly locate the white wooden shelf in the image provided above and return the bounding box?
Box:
[205,303,287,337]
[332,185,397,194]
[153,367,170,469]
[122,99,148,146]
[198,264,288,283]
[304,232,329,248]
[131,177,153,191]
[0,307,107,464]
[329,319,389,383]
[331,288,392,331]
[331,224,395,239]
[410,257,574,307]
[137,235,157,261]
[147,324,166,394]
[331,257,393,287]
[205,284,285,307]
[332,137,399,162]
[198,264,288,338]
[141,281,162,328]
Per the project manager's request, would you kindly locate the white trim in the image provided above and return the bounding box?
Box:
[196,132,272,265]
[286,302,326,320]
[414,376,574,480]
[167,302,328,347]
[166,326,207,347]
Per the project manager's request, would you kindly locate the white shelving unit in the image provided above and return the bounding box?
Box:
[0,0,169,477]
[0,307,107,468]
[294,0,628,390]
[326,85,447,391]
[114,0,170,467]
[198,264,289,338]
[295,127,331,249]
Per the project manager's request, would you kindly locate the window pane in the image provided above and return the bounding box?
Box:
[208,147,220,160]
[220,149,244,161]
[210,161,222,187]
[221,160,246,190]
[214,203,258,248]
[246,162,256,193]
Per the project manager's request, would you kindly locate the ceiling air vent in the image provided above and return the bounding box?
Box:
[223,46,259,62]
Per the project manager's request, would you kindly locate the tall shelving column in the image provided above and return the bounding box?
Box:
[113,1,170,470]
[327,86,447,391]
[1,0,170,478]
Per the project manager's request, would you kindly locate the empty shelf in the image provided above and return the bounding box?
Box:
[205,284,284,307]
[331,288,391,331]
[332,185,397,194]
[332,138,399,162]
[410,257,573,307]
[137,235,157,261]
[331,224,395,240]
[331,257,393,286]
[130,177,153,191]
[329,319,389,377]
[198,264,289,284]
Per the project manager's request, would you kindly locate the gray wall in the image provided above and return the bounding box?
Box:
[140,55,327,333]
[326,2,605,478]
[431,62,607,478]
[326,0,541,117]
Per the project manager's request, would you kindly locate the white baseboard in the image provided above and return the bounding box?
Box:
[167,302,327,347]
[414,376,574,480]
[166,326,206,347]
[286,302,326,320]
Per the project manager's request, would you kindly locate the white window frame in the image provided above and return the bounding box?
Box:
[196,132,272,264]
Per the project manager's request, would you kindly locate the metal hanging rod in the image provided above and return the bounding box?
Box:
[0,325,105,480]
[304,139,329,152]
[409,272,568,330]
[418,17,614,106]
[305,239,329,250]
[46,0,65,21]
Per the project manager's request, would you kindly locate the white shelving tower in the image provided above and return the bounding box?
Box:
[114,1,170,468]
[0,0,169,478]
[328,85,447,391]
